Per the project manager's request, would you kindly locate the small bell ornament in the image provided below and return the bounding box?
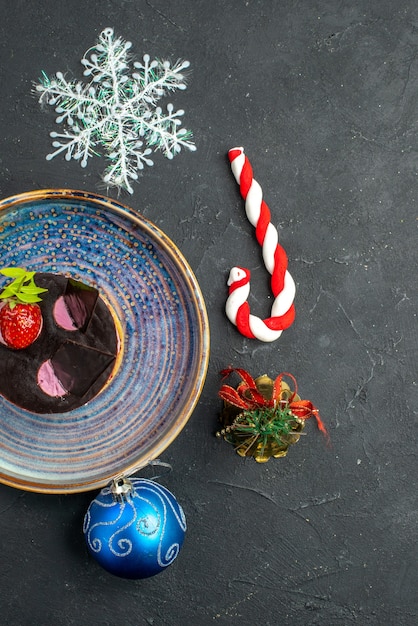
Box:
[217,368,328,462]
[83,475,187,579]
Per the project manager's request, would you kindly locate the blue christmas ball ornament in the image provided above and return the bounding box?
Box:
[83,477,187,579]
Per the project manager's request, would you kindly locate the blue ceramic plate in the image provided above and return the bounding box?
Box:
[0,190,209,493]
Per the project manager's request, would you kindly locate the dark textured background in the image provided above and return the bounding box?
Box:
[0,1,417,624]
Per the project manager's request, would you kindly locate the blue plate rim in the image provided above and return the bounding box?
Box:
[0,189,210,493]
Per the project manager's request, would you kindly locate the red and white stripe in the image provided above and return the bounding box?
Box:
[225,147,296,342]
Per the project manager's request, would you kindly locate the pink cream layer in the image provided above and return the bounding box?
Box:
[37,360,68,397]
[53,296,77,331]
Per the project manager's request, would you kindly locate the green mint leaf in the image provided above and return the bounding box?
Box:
[0,267,47,304]
[20,285,48,295]
[15,293,42,303]
[0,286,19,299]
[0,267,27,279]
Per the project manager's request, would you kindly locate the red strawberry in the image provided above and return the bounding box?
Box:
[0,302,43,349]
[0,267,47,350]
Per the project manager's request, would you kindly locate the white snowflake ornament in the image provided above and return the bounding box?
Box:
[35,27,196,194]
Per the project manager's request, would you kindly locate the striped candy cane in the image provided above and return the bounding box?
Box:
[225,147,296,342]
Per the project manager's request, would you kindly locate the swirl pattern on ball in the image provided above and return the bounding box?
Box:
[83,478,187,579]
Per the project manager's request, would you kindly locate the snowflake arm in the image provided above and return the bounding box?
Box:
[131,56,190,104]
[102,130,154,195]
[36,71,112,169]
[35,27,195,194]
[47,128,97,167]
[135,103,197,158]
[80,27,132,85]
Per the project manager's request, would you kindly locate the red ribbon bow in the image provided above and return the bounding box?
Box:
[219,367,328,439]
